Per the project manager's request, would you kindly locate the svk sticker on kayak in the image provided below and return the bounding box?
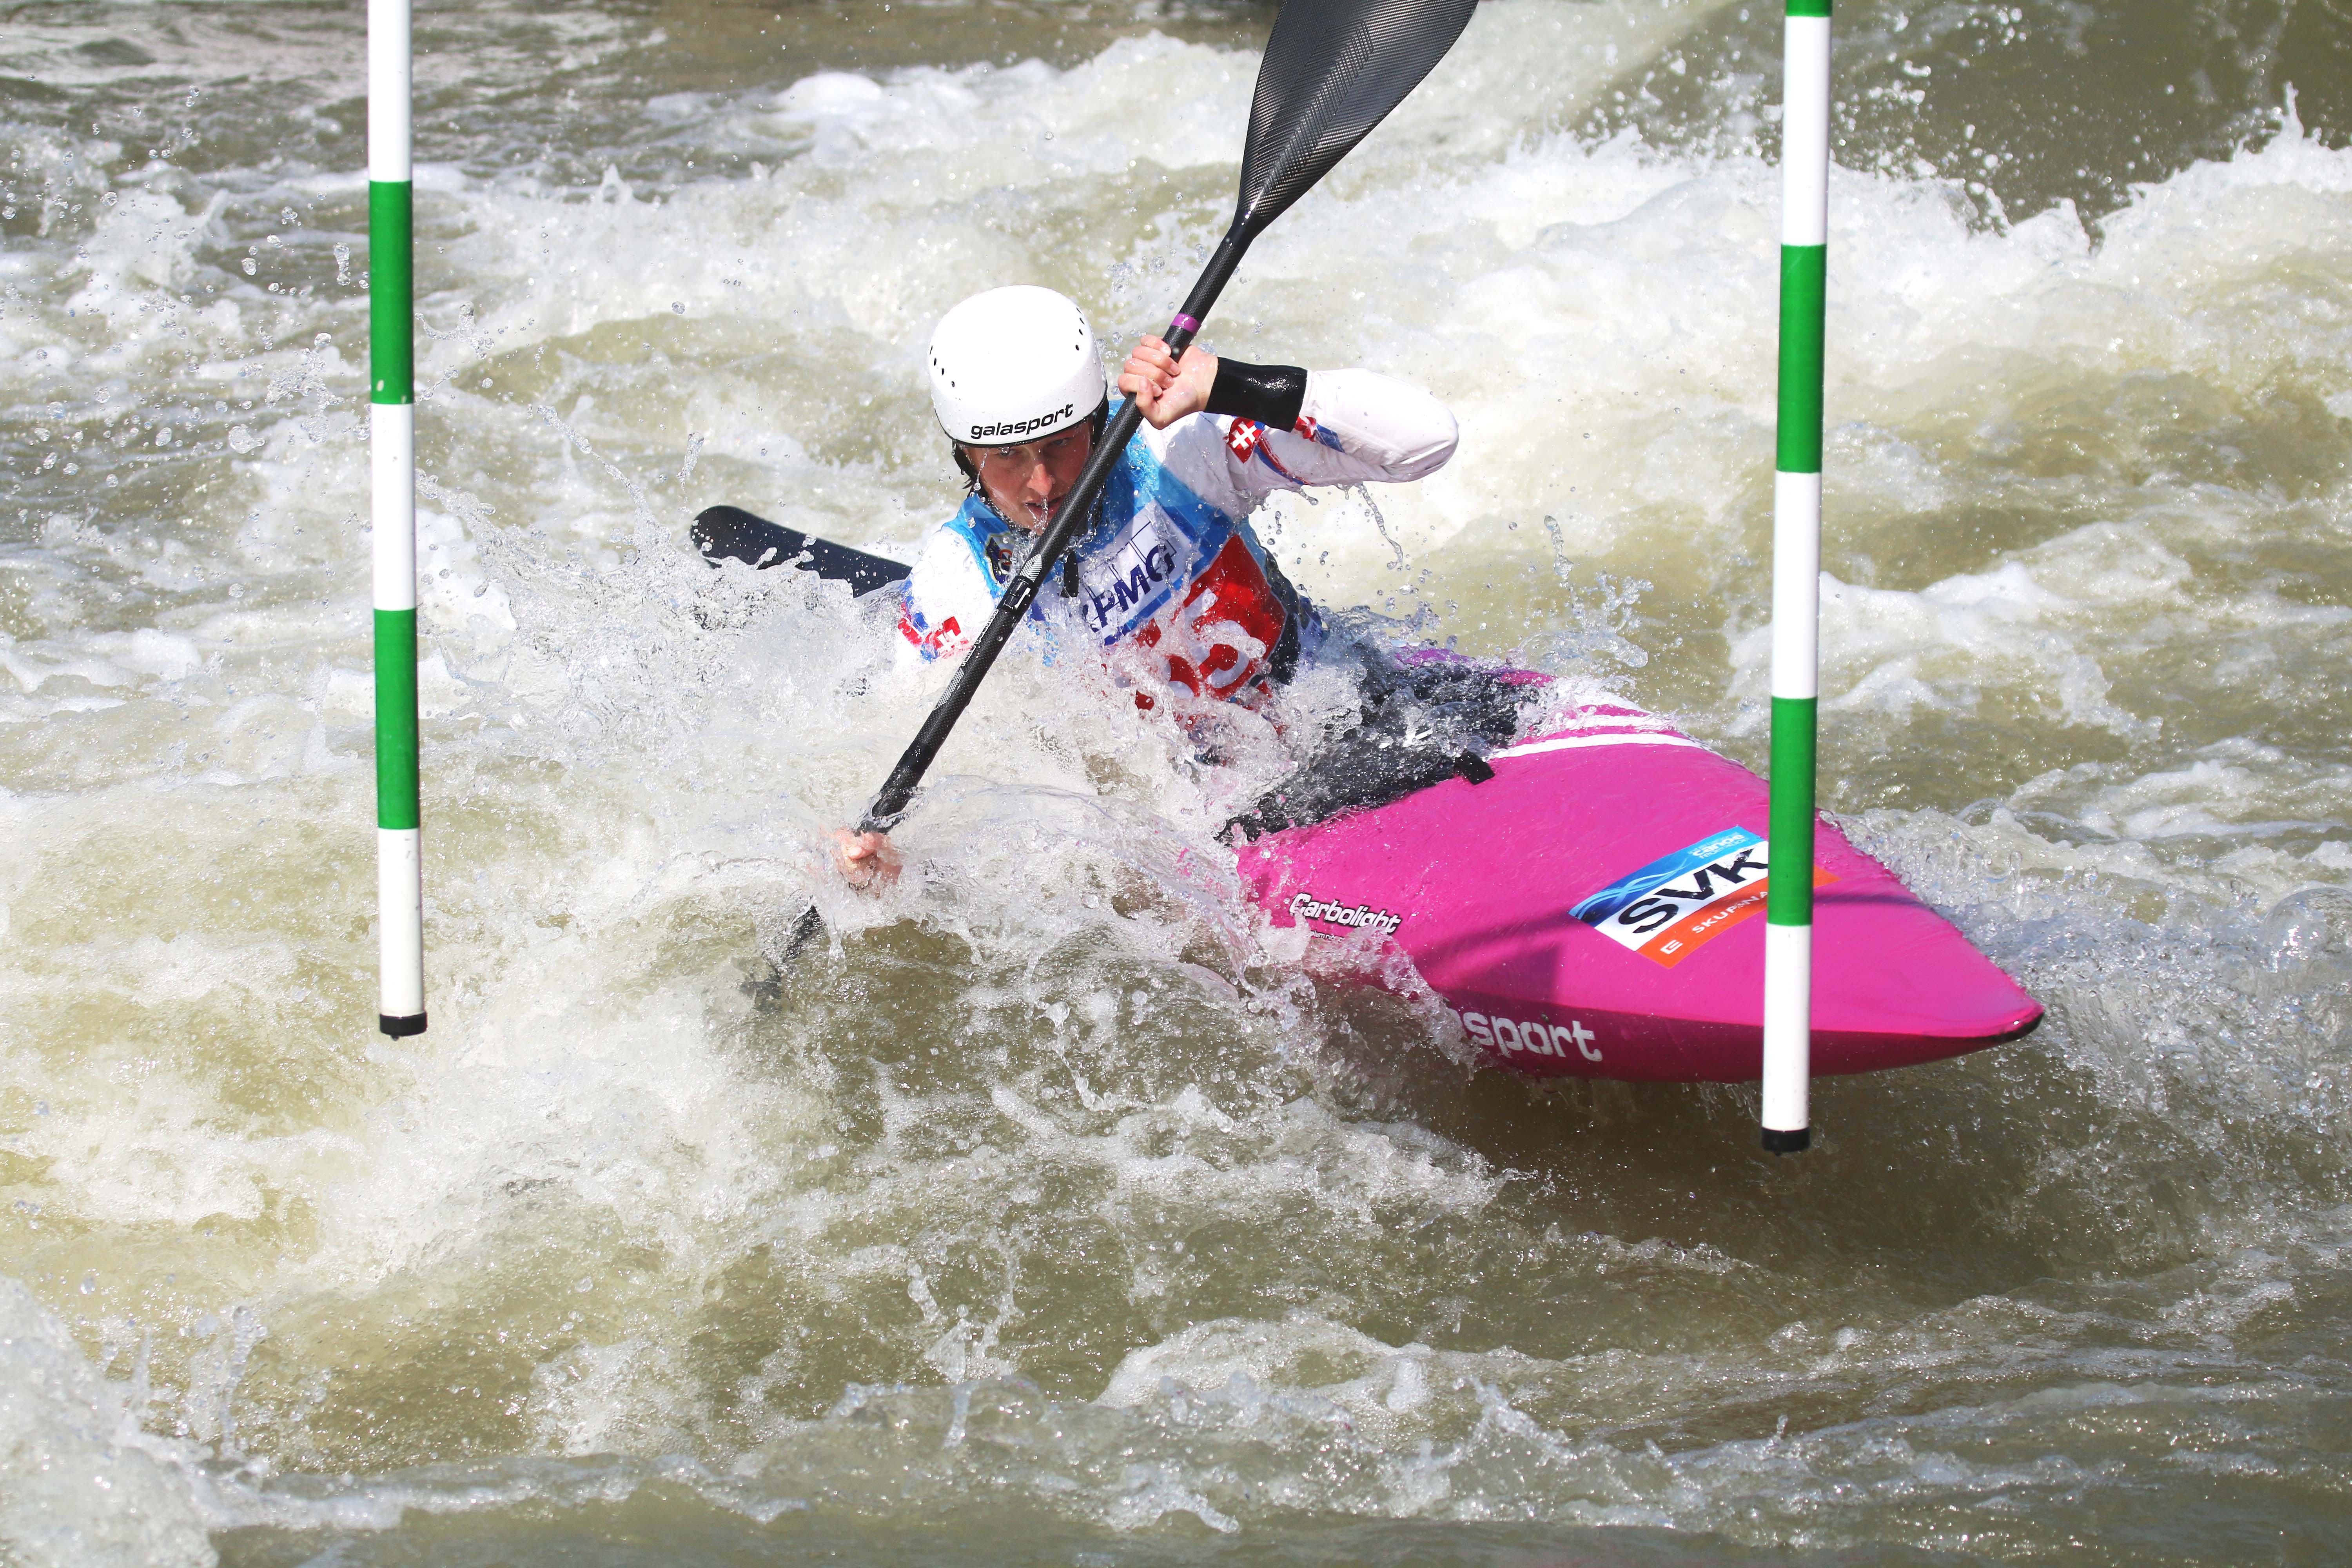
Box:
[1570,826,1834,969]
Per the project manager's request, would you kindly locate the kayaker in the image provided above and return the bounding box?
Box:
[835,283,1460,889]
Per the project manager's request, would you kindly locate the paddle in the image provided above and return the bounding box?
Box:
[779,0,1479,960]
[694,505,911,595]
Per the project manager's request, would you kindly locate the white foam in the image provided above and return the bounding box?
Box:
[0,1279,212,1568]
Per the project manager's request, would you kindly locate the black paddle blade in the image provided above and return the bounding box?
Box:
[1237,0,1479,239]
[693,505,911,597]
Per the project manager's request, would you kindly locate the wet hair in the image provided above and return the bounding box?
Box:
[951,397,1110,496]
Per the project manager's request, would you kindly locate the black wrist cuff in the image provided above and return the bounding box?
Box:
[1207,359,1308,431]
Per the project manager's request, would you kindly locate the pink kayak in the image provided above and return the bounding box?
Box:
[1235,697,2042,1083]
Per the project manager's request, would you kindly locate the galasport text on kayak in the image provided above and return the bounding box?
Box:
[1454,1009,1601,1063]
[1287,891,1602,1062]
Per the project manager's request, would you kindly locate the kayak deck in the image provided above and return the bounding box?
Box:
[1236,702,2042,1083]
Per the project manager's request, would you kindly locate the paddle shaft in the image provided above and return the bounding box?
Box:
[853,232,1244,834]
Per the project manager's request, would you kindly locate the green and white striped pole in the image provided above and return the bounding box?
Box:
[1762,0,1830,1153]
[370,0,426,1038]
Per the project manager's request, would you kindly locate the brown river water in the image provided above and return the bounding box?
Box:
[4,1,2352,1562]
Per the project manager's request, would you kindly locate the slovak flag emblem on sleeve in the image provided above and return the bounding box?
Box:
[898,608,965,657]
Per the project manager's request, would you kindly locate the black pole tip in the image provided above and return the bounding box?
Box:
[1761,1126,1811,1155]
[379,1013,428,1038]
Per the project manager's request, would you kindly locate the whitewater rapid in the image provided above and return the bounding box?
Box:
[5,1,2352,1563]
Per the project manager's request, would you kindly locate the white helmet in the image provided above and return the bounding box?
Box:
[927,285,1105,446]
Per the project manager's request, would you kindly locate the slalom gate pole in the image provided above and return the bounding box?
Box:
[370,0,426,1038]
[1762,0,1830,1152]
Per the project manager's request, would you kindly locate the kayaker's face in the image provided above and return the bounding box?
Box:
[965,423,1094,534]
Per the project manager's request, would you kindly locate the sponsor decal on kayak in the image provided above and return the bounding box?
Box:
[1448,1006,1601,1063]
[1289,891,1402,935]
[1571,826,1835,969]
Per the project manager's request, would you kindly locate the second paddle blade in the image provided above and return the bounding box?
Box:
[693,505,912,597]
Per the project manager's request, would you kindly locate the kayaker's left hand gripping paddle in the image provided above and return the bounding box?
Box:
[785,0,1481,961]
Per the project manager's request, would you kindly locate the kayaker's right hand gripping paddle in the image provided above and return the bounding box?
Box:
[784,0,1480,963]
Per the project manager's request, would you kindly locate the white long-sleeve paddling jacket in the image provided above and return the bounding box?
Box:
[897,369,1457,706]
